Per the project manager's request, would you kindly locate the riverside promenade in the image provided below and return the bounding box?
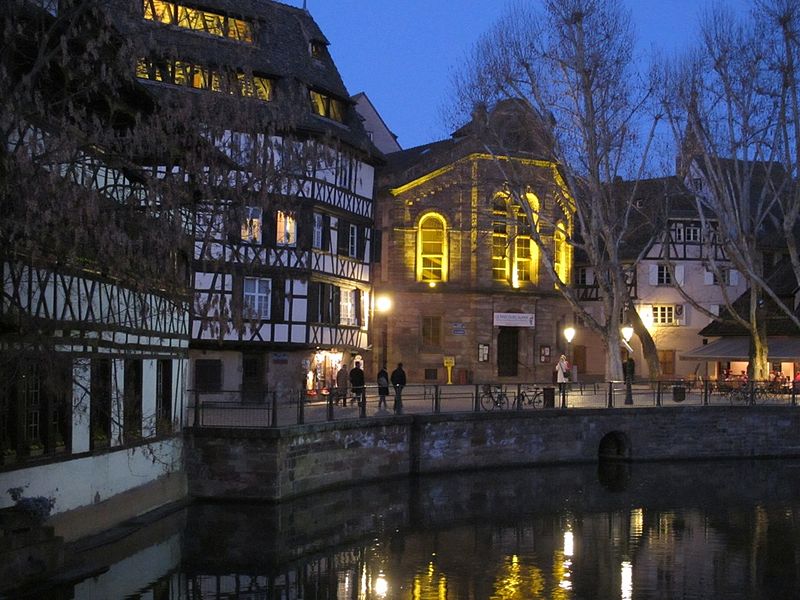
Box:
[187,379,797,429]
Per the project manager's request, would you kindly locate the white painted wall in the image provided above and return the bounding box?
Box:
[0,438,183,514]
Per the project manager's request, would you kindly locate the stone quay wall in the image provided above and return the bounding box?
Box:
[186,406,800,501]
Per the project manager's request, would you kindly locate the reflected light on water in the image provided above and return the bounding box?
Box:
[621,561,633,600]
[374,572,388,597]
[564,531,574,557]
[630,508,644,539]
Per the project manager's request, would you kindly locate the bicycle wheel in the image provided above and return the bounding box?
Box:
[531,392,543,409]
[497,392,509,410]
[480,392,495,411]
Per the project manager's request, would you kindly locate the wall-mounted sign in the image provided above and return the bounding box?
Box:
[493,312,535,327]
[452,322,466,335]
[478,343,489,362]
[539,345,551,363]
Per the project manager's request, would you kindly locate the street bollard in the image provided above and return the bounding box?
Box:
[193,390,200,427]
[607,381,614,408]
[270,391,278,427]
[434,385,441,414]
[327,394,334,421]
[359,391,367,418]
[703,380,709,406]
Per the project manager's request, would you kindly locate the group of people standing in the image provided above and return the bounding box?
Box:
[335,361,406,411]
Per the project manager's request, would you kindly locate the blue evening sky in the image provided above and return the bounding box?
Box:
[287,1,750,151]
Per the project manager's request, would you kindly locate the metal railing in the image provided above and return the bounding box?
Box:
[186,379,798,429]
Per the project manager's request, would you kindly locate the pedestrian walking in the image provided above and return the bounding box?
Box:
[335,364,349,406]
[556,354,570,408]
[390,362,406,414]
[349,361,365,407]
[377,365,389,410]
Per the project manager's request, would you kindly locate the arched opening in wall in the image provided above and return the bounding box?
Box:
[598,431,632,492]
[598,431,631,461]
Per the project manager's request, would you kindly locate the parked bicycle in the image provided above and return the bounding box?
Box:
[514,385,544,409]
[480,384,510,411]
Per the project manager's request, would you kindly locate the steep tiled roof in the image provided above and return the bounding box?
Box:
[114,0,379,159]
[699,259,800,336]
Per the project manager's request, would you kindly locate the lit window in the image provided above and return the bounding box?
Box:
[312,213,324,249]
[340,289,357,326]
[492,196,509,282]
[143,0,254,43]
[241,206,262,243]
[417,214,447,282]
[243,277,270,319]
[136,58,272,101]
[652,304,675,325]
[554,221,569,285]
[421,316,442,347]
[515,235,532,283]
[276,211,296,247]
[310,90,345,122]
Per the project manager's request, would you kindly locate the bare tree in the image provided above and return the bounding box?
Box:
[660,1,800,380]
[450,0,661,379]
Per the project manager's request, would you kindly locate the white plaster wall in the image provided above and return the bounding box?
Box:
[0,438,183,514]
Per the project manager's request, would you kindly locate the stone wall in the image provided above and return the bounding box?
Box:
[186,407,800,501]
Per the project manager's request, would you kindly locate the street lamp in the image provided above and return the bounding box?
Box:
[563,326,576,364]
[621,324,634,405]
[375,294,392,372]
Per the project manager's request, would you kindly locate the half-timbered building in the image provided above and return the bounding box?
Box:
[573,176,748,379]
[374,103,573,384]
[116,0,380,396]
[1,0,190,537]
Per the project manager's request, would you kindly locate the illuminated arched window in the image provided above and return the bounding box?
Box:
[513,192,541,286]
[417,213,447,282]
[553,220,570,286]
[492,195,509,281]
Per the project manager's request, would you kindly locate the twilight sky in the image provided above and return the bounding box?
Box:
[286,0,750,151]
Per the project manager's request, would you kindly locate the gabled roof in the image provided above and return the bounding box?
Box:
[699,259,800,337]
[380,99,555,190]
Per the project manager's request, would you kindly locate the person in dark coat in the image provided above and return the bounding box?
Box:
[376,365,389,409]
[335,364,349,406]
[390,362,406,413]
[349,361,365,406]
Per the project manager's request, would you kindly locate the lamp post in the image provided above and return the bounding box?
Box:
[375,294,392,371]
[562,326,576,408]
[621,324,634,405]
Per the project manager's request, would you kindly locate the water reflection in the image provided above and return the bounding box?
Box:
[11,459,800,599]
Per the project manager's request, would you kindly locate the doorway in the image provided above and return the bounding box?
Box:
[497,327,519,377]
[242,353,265,403]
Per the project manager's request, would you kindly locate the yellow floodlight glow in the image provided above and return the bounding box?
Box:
[376,295,392,313]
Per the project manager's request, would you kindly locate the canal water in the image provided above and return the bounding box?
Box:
[11,459,800,599]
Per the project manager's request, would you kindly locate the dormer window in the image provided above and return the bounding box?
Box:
[310,90,345,123]
[136,58,273,102]
[310,40,327,59]
[143,1,255,44]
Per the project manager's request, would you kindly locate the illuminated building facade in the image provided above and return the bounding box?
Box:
[374,103,573,384]
[128,0,380,395]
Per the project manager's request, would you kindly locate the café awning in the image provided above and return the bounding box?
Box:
[681,336,800,361]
